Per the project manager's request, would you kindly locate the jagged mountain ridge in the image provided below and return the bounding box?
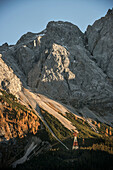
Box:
[0,9,113,126]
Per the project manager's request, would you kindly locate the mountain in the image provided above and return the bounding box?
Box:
[0,8,113,169]
[1,9,113,125]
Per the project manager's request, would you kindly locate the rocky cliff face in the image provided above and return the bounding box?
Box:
[85,9,113,81]
[0,55,22,96]
[0,9,113,124]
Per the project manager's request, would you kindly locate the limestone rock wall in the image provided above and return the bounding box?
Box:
[0,56,22,95]
[0,9,113,121]
[85,8,113,81]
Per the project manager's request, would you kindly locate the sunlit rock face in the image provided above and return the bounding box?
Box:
[0,9,113,120]
[26,19,113,106]
[0,56,22,95]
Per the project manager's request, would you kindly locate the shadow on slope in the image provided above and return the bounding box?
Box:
[14,147,113,170]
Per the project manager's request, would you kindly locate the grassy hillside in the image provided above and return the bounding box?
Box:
[1,89,113,170]
[40,108,72,140]
[0,89,51,168]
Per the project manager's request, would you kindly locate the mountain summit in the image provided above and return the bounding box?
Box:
[0,9,113,125]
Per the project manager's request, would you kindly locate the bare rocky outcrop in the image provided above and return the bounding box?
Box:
[0,55,22,96]
[85,8,113,82]
[0,9,113,124]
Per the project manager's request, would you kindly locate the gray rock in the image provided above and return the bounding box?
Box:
[0,10,113,123]
[86,8,113,82]
[0,55,22,96]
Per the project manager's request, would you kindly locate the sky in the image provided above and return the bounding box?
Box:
[0,0,113,45]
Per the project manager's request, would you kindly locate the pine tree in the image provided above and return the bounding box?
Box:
[98,123,100,128]
[109,130,112,136]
